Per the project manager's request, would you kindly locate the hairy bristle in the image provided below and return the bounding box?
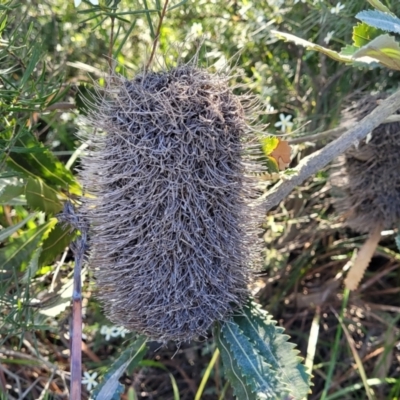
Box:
[331,94,400,233]
[78,65,263,342]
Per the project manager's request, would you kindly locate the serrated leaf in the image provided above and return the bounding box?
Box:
[0,213,36,242]
[216,320,290,399]
[353,22,384,48]
[39,223,75,266]
[352,34,400,70]
[356,10,400,34]
[93,336,147,400]
[271,30,352,63]
[25,177,63,214]
[0,184,24,204]
[0,220,54,273]
[7,133,81,194]
[21,247,42,284]
[214,323,257,400]
[367,0,394,15]
[233,301,310,400]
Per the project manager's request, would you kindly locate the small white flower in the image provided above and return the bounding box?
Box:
[294,0,306,4]
[82,371,98,391]
[274,113,293,133]
[112,326,130,338]
[100,325,117,341]
[330,2,345,14]
[324,31,335,44]
[266,104,275,113]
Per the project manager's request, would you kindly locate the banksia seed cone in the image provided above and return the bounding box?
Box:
[331,94,400,290]
[331,94,400,233]
[78,65,262,342]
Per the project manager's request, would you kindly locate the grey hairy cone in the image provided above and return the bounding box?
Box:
[331,94,400,233]
[78,64,263,342]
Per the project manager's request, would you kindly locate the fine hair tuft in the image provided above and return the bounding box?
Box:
[78,64,263,342]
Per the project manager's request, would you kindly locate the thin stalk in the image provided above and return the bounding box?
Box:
[195,348,220,400]
[320,288,350,400]
[145,0,169,71]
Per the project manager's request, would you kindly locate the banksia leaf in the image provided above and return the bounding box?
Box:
[356,10,400,34]
[233,300,310,399]
[39,223,75,266]
[92,336,147,400]
[0,184,24,204]
[7,133,80,194]
[0,219,54,274]
[25,177,63,214]
[215,320,289,399]
[78,64,263,342]
[215,299,310,400]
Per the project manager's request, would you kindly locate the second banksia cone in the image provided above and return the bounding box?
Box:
[78,65,263,342]
[331,94,400,290]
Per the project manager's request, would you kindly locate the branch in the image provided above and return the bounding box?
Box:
[288,114,400,144]
[264,88,400,212]
[145,0,169,71]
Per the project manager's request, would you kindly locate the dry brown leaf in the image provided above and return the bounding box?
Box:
[344,224,382,290]
[270,139,291,170]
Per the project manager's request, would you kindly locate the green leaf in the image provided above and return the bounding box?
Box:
[25,177,63,214]
[352,34,400,70]
[0,184,24,204]
[356,10,400,34]
[92,336,148,400]
[271,30,352,64]
[233,301,310,400]
[352,22,384,48]
[0,213,36,242]
[215,299,311,400]
[39,223,75,266]
[20,43,41,88]
[21,247,42,284]
[0,220,54,273]
[266,157,280,173]
[340,45,360,57]
[215,323,257,400]
[216,321,290,398]
[7,133,81,194]
[260,136,279,156]
[367,0,394,15]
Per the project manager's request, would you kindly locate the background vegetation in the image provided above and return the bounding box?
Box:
[1,0,400,398]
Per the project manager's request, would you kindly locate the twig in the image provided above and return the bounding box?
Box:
[44,102,76,112]
[49,247,69,293]
[58,201,88,400]
[108,15,115,74]
[264,88,400,212]
[0,348,68,377]
[145,0,169,71]
[70,233,86,399]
